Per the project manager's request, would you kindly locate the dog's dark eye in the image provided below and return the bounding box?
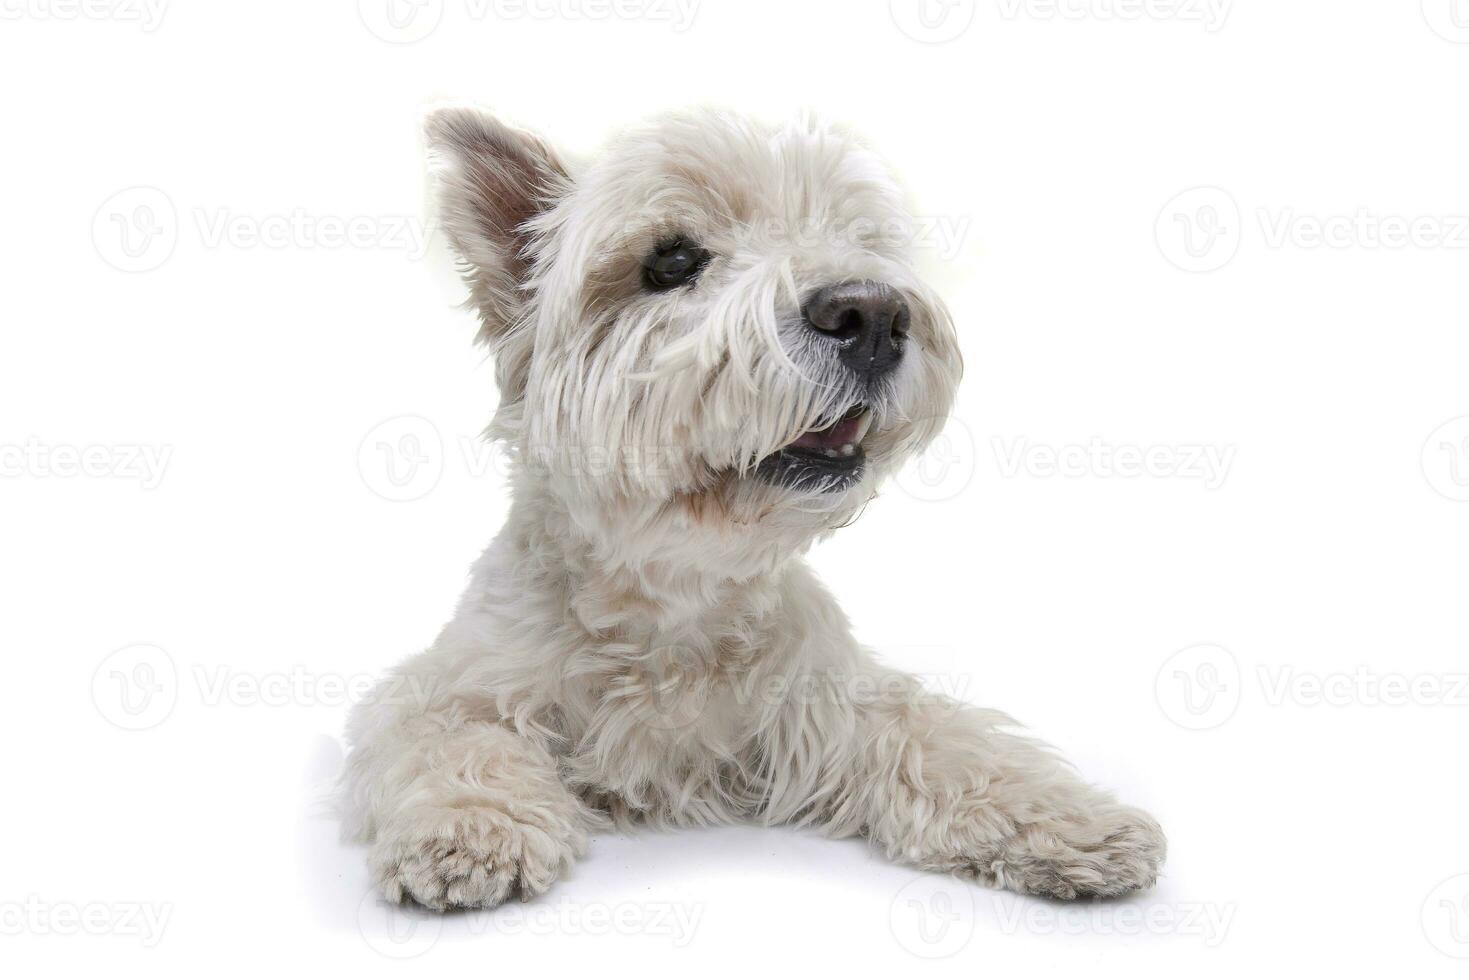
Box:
[644,240,710,290]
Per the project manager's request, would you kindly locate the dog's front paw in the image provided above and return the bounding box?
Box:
[369,805,584,911]
[973,804,1166,901]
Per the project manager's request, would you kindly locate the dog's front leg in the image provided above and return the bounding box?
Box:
[776,661,1166,900]
[341,652,598,910]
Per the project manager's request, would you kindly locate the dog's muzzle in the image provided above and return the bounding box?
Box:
[756,402,872,492]
[802,280,910,386]
[751,281,906,493]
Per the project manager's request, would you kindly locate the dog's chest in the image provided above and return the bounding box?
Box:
[558,628,776,820]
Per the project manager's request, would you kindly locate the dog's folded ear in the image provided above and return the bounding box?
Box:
[424,106,569,343]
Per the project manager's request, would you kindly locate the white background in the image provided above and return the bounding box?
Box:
[2,0,1468,975]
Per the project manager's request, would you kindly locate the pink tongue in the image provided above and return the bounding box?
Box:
[790,415,861,450]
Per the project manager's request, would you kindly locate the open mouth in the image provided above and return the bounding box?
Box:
[756,405,872,491]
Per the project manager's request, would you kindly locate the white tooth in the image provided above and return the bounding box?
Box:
[855,411,873,443]
[822,448,838,458]
[840,444,856,457]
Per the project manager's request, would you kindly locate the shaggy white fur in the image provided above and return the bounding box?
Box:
[341,105,1166,910]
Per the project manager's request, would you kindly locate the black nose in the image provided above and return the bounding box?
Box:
[803,281,910,381]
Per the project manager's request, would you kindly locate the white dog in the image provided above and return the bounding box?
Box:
[341,106,1166,910]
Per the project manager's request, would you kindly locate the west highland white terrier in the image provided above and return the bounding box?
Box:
[341,106,1166,910]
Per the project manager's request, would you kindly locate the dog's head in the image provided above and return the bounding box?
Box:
[428,106,961,555]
